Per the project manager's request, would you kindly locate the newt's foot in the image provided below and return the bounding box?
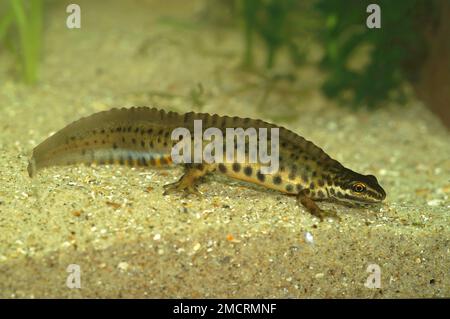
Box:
[297,190,341,222]
[163,180,202,197]
[162,164,213,197]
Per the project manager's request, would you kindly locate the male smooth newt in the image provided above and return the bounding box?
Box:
[28,107,386,220]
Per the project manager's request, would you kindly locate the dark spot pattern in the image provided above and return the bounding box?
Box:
[139,157,147,166]
[244,166,252,176]
[273,175,282,185]
[256,170,265,182]
[218,163,227,173]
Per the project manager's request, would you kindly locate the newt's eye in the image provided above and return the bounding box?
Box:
[352,183,366,193]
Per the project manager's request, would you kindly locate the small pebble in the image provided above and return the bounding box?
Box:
[427,199,442,207]
[71,210,82,217]
[305,232,314,244]
[117,262,129,271]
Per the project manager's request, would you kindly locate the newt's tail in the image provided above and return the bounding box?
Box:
[27,107,179,178]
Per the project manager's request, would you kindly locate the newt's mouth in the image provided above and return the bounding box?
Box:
[333,194,384,206]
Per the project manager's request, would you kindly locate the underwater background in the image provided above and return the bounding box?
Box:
[0,0,449,298]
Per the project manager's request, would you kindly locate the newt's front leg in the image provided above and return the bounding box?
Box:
[163,163,216,197]
[297,190,340,221]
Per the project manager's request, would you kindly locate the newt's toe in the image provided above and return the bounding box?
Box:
[163,181,202,197]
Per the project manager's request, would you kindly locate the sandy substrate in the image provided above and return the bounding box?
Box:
[0,0,449,298]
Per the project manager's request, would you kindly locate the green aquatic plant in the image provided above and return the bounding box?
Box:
[316,0,441,109]
[238,0,311,69]
[235,0,447,123]
[0,0,43,84]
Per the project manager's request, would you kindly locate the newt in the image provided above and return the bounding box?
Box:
[28,107,386,220]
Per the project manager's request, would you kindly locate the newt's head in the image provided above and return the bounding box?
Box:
[329,170,386,206]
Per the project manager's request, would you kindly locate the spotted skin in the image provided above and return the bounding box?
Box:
[28,107,386,220]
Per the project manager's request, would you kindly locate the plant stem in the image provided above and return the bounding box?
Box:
[9,0,42,84]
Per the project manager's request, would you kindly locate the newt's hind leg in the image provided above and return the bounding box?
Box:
[163,163,216,197]
[297,190,340,222]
